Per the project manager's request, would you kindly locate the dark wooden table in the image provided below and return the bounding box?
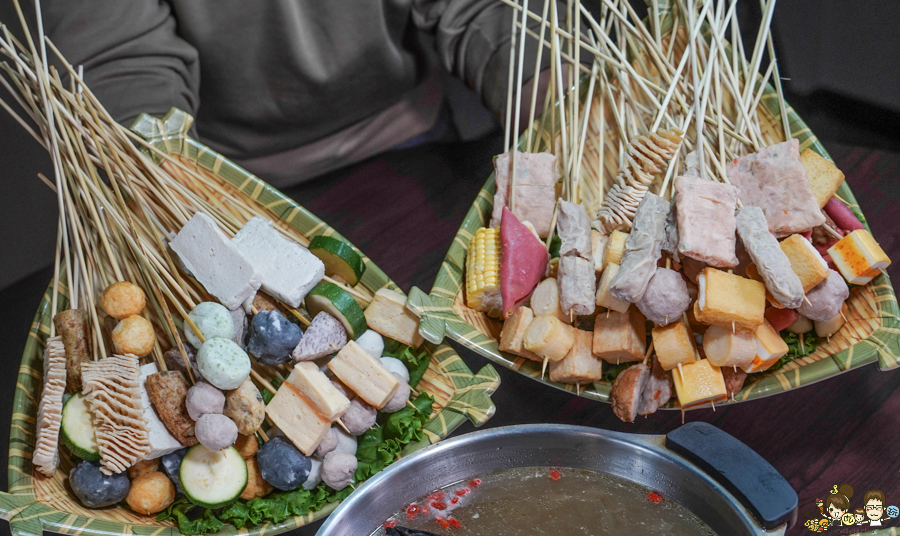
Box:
[1,133,897,535]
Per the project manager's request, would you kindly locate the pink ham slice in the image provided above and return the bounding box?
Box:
[500,207,549,318]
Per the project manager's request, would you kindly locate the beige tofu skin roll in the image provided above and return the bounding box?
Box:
[702,325,757,369]
[523,316,576,362]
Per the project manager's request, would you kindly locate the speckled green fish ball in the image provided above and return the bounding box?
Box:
[185,302,236,348]
[196,338,251,390]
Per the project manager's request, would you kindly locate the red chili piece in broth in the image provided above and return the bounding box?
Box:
[406,504,418,521]
[436,515,450,529]
[469,479,482,487]
[549,468,561,481]
[421,506,430,515]
[384,519,397,529]
[431,501,447,510]
[455,488,470,496]
[647,492,664,503]
[429,492,447,501]
[450,497,459,504]
[449,518,463,529]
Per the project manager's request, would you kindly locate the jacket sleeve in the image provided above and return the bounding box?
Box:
[412,0,567,117]
[42,0,200,127]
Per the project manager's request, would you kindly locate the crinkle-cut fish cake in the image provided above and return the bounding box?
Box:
[32,336,67,476]
[81,354,150,475]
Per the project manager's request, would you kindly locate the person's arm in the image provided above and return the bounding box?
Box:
[412,0,570,122]
[43,0,200,127]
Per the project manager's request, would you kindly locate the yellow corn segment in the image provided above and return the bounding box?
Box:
[466,227,502,317]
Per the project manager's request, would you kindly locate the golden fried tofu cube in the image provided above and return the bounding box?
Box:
[651,320,698,371]
[741,320,789,373]
[285,362,351,421]
[672,358,727,410]
[596,262,630,313]
[695,268,765,332]
[828,229,891,285]
[523,315,576,362]
[780,234,829,292]
[801,148,845,209]
[266,383,331,456]
[498,306,540,361]
[328,341,401,408]
[364,288,424,348]
[549,329,602,384]
[592,307,646,364]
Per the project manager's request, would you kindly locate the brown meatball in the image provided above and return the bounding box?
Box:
[241,458,274,500]
[100,281,146,319]
[111,315,156,357]
[126,471,175,515]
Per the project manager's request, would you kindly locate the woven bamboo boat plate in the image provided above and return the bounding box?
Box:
[406,32,900,411]
[0,109,500,536]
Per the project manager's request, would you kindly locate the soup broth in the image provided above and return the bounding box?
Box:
[373,467,717,535]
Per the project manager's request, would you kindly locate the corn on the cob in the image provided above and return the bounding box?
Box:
[466,227,502,317]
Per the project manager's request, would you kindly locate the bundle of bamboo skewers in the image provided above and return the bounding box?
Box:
[498,0,791,218]
[0,1,374,419]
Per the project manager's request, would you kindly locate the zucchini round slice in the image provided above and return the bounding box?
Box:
[305,281,367,339]
[308,236,366,286]
[180,445,248,509]
[61,393,100,461]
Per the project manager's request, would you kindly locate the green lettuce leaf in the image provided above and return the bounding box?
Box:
[602,362,631,383]
[382,341,430,388]
[774,331,819,370]
[160,392,435,534]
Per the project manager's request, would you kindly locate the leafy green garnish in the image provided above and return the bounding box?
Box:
[383,340,430,388]
[774,331,819,371]
[259,376,283,404]
[548,234,562,259]
[157,393,434,534]
[602,362,631,383]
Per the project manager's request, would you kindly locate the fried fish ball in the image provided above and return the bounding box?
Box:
[111,315,156,357]
[126,471,175,515]
[234,433,260,459]
[241,457,274,500]
[100,282,146,319]
[127,458,159,480]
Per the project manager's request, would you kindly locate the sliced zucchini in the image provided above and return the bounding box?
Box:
[308,236,366,286]
[305,281,367,339]
[180,445,248,509]
[61,393,100,461]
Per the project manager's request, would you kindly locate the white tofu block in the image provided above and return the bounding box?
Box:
[266,383,331,456]
[328,341,401,408]
[364,289,425,348]
[232,217,325,308]
[139,363,184,460]
[169,213,262,310]
[285,362,351,421]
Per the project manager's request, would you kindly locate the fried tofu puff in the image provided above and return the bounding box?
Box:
[126,471,175,515]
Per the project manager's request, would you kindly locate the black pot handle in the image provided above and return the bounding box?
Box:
[665,422,798,531]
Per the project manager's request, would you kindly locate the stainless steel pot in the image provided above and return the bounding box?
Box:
[317,422,797,536]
